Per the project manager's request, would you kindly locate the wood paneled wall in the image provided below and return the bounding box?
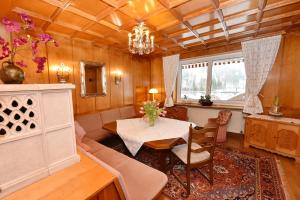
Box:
[0,29,151,114]
[260,31,300,118]
[153,31,300,118]
[150,56,165,102]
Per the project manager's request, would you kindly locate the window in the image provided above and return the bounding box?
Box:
[178,52,246,105]
[211,58,246,101]
[181,62,208,99]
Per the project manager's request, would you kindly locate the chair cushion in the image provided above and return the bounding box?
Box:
[100,108,121,124]
[172,143,210,164]
[120,106,136,119]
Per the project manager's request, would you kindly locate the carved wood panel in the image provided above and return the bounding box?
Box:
[245,117,300,161]
[275,125,299,155]
[248,121,268,148]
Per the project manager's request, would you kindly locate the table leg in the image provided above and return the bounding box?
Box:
[158,150,169,172]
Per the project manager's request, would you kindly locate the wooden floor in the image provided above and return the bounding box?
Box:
[158,133,300,200]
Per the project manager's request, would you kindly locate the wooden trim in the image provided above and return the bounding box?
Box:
[175,103,244,110]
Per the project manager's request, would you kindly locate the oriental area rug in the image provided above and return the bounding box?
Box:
[100,137,286,200]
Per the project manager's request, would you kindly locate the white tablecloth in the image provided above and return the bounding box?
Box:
[116,117,193,156]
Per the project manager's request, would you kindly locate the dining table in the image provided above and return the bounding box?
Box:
[102,118,190,171]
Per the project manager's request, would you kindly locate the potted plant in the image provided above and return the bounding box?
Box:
[0,13,58,84]
[199,95,213,106]
[139,101,166,126]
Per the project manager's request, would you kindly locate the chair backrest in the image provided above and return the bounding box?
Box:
[217,110,232,125]
[165,106,188,121]
[186,124,219,165]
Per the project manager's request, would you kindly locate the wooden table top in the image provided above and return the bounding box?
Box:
[103,121,184,150]
[3,150,119,200]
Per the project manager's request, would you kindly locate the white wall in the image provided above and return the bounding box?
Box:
[187,107,245,133]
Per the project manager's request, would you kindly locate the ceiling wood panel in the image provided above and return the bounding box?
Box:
[3,0,300,55]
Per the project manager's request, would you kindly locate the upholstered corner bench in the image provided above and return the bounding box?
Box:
[75,105,168,200]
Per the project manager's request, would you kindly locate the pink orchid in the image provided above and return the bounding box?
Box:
[16,60,27,68]
[31,40,39,56]
[1,13,58,73]
[38,33,53,43]
[33,56,47,73]
[0,41,11,60]
[13,37,28,47]
[2,17,21,33]
[18,13,35,30]
[0,37,5,45]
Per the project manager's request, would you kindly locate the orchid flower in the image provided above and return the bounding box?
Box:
[0,37,11,60]
[33,56,47,73]
[18,13,35,30]
[16,60,27,68]
[13,37,28,47]
[2,17,21,33]
[0,13,58,73]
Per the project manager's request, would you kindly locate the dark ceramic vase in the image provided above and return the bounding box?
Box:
[0,61,25,84]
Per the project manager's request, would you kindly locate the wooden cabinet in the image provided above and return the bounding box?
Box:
[244,115,300,162]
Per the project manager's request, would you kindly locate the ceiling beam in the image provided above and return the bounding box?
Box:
[254,0,268,37]
[101,0,127,8]
[182,0,247,22]
[157,0,206,45]
[12,7,106,39]
[73,2,128,38]
[209,0,229,41]
[168,0,300,39]
[178,15,294,46]
[42,0,73,31]
[41,0,120,31]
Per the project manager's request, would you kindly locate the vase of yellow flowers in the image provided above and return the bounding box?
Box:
[140,101,166,126]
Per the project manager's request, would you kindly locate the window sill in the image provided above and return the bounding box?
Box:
[175,102,244,111]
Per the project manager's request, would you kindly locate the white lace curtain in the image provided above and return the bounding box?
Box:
[242,35,282,114]
[163,54,180,107]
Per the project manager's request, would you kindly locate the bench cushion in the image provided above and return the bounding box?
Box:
[75,112,111,141]
[100,108,121,124]
[120,106,136,119]
[114,157,168,200]
[82,138,168,200]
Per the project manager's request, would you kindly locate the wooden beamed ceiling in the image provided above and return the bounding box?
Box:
[2,0,300,55]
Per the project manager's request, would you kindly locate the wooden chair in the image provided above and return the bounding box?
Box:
[171,124,219,197]
[204,110,232,142]
[164,106,188,121]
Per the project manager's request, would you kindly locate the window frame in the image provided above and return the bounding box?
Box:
[177,51,245,106]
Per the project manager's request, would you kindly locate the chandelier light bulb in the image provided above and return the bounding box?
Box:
[128,22,154,55]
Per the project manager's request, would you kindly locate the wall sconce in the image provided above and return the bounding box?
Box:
[56,63,70,83]
[149,88,158,101]
[114,70,122,85]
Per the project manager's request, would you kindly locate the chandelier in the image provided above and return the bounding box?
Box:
[128,22,154,55]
